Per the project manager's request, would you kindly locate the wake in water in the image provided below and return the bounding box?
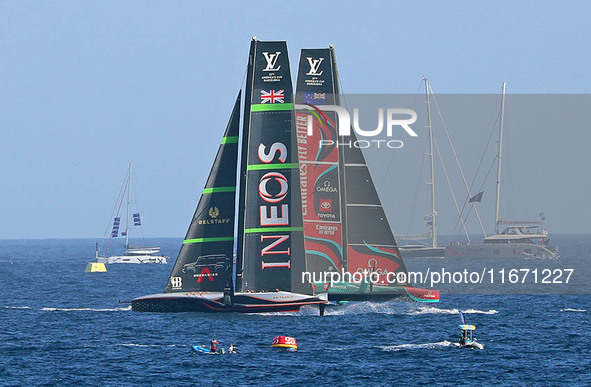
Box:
[41,306,132,312]
[4,305,131,312]
[380,340,455,351]
[252,303,401,317]
[406,306,499,316]
[294,303,499,317]
[560,308,587,312]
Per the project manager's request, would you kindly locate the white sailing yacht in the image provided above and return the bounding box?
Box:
[95,162,169,264]
[445,83,559,259]
[397,79,446,258]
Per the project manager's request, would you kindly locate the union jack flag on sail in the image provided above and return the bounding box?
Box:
[260,90,285,104]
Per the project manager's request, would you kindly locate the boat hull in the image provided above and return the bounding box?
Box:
[458,341,484,350]
[320,283,440,303]
[445,243,559,259]
[131,291,328,313]
[191,345,229,354]
[96,255,169,264]
[399,246,446,258]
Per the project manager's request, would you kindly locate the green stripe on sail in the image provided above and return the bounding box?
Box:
[202,186,236,194]
[247,163,299,171]
[244,227,304,234]
[251,103,294,112]
[183,237,234,244]
[221,136,239,144]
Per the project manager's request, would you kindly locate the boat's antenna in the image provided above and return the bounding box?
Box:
[495,83,506,234]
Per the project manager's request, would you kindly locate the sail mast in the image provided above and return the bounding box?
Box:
[126,161,132,249]
[235,37,256,293]
[495,82,506,234]
[425,78,437,248]
[332,46,349,272]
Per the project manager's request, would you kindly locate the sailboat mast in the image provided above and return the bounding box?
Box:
[425,78,437,248]
[495,82,506,234]
[126,161,132,249]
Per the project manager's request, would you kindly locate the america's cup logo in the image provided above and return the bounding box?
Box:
[262,52,281,71]
[306,57,324,76]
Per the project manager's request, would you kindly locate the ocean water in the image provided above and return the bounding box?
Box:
[1,236,590,386]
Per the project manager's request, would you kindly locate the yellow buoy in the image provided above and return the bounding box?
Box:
[85,262,107,273]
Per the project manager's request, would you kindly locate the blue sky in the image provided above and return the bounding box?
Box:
[1,1,589,238]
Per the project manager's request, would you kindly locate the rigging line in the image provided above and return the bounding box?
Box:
[397,135,426,241]
[453,102,503,235]
[376,147,394,192]
[429,84,486,236]
[404,136,427,239]
[407,77,424,110]
[379,82,426,241]
[377,79,424,192]
[458,154,498,233]
[433,134,471,243]
[105,175,129,256]
[481,155,498,192]
[99,171,129,254]
[451,107,501,236]
[399,78,436,242]
[454,113,500,236]
[503,108,511,221]
[465,110,501,201]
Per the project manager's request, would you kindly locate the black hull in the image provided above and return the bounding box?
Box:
[131,292,327,313]
[327,293,406,302]
[325,285,440,303]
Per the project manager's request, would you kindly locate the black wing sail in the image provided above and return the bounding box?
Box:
[296,47,410,296]
[294,48,346,288]
[236,40,309,294]
[164,93,241,293]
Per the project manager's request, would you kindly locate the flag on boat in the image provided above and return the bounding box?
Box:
[303,92,326,105]
[539,212,546,221]
[133,213,141,226]
[469,191,484,203]
[121,231,127,236]
[260,90,285,104]
[111,217,121,237]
